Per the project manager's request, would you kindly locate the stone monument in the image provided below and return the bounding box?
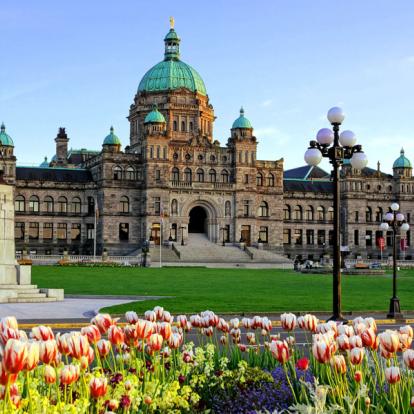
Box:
[0,172,63,302]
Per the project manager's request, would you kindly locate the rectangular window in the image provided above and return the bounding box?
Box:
[386,231,393,247]
[317,230,325,246]
[294,229,303,245]
[366,230,372,247]
[87,224,94,240]
[407,213,411,223]
[243,200,249,217]
[71,223,81,241]
[154,197,161,214]
[15,222,25,240]
[155,170,161,181]
[259,226,268,243]
[244,174,249,184]
[355,211,359,222]
[328,230,334,246]
[306,229,314,245]
[29,222,39,240]
[283,229,291,245]
[150,146,154,158]
[87,197,95,215]
[119,223,129,241]
[43,223,53,240]
[354,229,359,245]
[407,231,411,246]
[57,223,67,240]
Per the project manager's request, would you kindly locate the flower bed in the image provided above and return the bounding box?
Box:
[0,310,413,412]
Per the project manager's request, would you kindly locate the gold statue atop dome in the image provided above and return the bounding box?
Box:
[169,16,175,29]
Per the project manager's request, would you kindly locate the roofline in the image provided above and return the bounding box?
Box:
[16,166,88,171]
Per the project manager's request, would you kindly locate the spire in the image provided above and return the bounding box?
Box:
[164,18,180,61]
[110,125,114,134]
[401,147,405,155]
[240,107,244,116]
[0,123,5,133]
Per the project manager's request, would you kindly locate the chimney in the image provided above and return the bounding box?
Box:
[55,127,69,166]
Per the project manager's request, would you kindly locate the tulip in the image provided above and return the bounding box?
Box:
[330,355,346,374]
[0,328,20,345]
[337,334,351,351]
[158,322,172,341]
[40,340,58,365]
[400,325,414,339]
[237,343,247,352]
[0,363,17,386]
[91,313,114,334]
[379,330,399,353]
[354,323,366,336]
[176,315,188,329]
[246,332,256,345]
[108,399,119,411]
[361,328,376,349]
[144,395,152,405]
[364,317,377,333]
[97,339,111,358]
[365,397,371,408]
[354,370,362,383]
[286,336,295,346]
[44,365,56,384]
[182,350,193,363]
[56,333,71,355]
[217,318,230,333]
[349,347,365,365]
[229,318,240,329]
[149,334,163,351]
[30,325,54,341]
[296,357,309,371]
[379,345,394,359]
[270,340,289,364]
[136,319,154,340]
[59,364,80,385]
[398,333,412,352]
[168,333,182,349]
[69,333,90,359]
[189,315,201,328]
[252,316,263,329]
[203,326,214,337]
[349,335,363,349]
[281,313,297,331]
[123,325,139,347]
[230,328,241,343]
[25,341,39,371]
[162,311,173,323]
[0,316,18,331]
[81,325,101,344]
[385,366,400,384]
[144,310,156,322]
[108,325,125,346]
[403,349,414,369]
[303,314,318,332]
[411,397,414,408]
[125,311,139,324]
[337,324,354,337]
[297,316,305,329]
[90,376,108,399]
[261,317,272,332]
[153,306,164,320]
[3,339,27,374]
[312,340,332,363]
[220,335,228,345]
[242,317,253,329]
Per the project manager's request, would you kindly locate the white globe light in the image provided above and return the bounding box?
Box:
[304,148,322,166]
[339,130,356,147]
[380,222,389,231]
[327,107,345,124]
[401,222,410,232]
[316,128,334,145]
[390,202,399,211]
[396,213,405,222]
[350,152,368,169]
[385,212,394,222]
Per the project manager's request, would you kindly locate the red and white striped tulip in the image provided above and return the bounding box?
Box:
[379,345,394,359]
[337,324,354,337]
[153,306,164,320]
[0,363,17,385]
[189,315,201,328]
[69,333,90,359]
[91,313,114,334]
[30,325,54,341]
[144,310,156,322]
[379,330,399,353]
[217,318,230,333]
[403,349,414,369]
[385,366,401,384]
[176,315,188,329]
[0,316,18,332]
[330,355,346,374]
[149,333,163,352]
[281,313,297,331]
[158,322,172,341]
[96,339,111,358]
[270,340,289,364]
[0,328,20,345]
[361,328,376,349]
[162,310,173,323]
[81,325,101,344]
[398,333,412,352]
[203,326,214,337]
[3,339,27,374]
[89,376,108,399]
[108,325,124,346]
[25,341,39,371]
[364,317,377,333]
[349,347,365,365]
[123,325,139,347]
[400,325,414,339]
[220,335,228,345]
[246,332,256,345]
[303,314,318,332]
[125,311,139,324]
[56,333,71,355]
[354,370,363,383]
[261,317,273,332]
[44,365,56,384]
[349,335,363,349]
[168,333,182,349]
[229,318,240,329]
[40,340,58,365]
[136,320,154,340]
[59,364,80,385]
[242,317,253,329]
[312,340,332,363]
[337,334,351,351]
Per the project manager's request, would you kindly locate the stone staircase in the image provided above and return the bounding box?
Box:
[148,246,180,263]
[245,246,293,266]
[173,233,252,263]
[0,284,60,303]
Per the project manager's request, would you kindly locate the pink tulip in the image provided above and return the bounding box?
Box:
[3,339,27,374]
[385,366,400,384]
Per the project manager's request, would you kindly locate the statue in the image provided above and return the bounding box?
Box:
[169,16,175,29]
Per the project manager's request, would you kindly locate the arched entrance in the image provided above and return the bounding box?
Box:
[189,206,207,233]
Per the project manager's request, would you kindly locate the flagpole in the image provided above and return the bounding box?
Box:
[94,198,97,262]
[160,219,162,268]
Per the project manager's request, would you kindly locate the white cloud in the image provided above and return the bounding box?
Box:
[260,99,273,107]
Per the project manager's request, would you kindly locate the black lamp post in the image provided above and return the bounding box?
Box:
[180,226,185,246]
[220,227,225,246]
[304,107,368,322]
[380,203,409,319]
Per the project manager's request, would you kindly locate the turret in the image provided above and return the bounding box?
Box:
[54,127,69,166]
[102,126,122,153]
[393,148,412,178]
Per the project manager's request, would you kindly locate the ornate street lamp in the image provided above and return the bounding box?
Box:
[304,107,368,321]
[379,203,410,318]
[180,226,185,246]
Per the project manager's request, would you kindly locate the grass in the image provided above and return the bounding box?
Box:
[31,266,414,315]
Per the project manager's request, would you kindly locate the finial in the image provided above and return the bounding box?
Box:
[240,107,244,116]
[44,156,48,161]
[401,147,405,155]
[169,16,175,29]
[0,122,5,132]
[110,126,114,133]
[152,103,158,111]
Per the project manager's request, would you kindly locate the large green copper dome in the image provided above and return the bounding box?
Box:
[393,148,412,169]
[0,123,14,146]
[137,26,207,96]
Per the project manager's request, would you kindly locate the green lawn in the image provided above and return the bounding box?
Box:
[32,266,414,315]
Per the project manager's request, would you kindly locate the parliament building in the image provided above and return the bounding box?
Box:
[1,23,413,261]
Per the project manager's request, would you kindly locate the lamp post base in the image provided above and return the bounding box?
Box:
[387,297,403,319]
[327,314,348,324]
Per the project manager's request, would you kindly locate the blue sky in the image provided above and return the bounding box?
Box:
[1,1,414,172]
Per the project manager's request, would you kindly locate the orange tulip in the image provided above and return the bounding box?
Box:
[3,339,27,374]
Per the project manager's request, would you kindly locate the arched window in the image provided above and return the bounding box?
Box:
[306,206,314,221]
[256,172,263,186]
[113,166,122,180]
[15,195,25,212]
[171,199,178,215]
[225,201,231,217]
[328,207,334,221]
[125,167,135,180]
[317,206,325,221]
[58,196,68,214]
[294,205,302,220]
[366,207,372,222]
[172,167,179,182]
[267,174,275,187]
[283,205,291,220]
[209,169,216,182]
[196,168,204,182]
[375,207,383,222]
[184,168,192,183]
[120,196,129,213]
[258,201,269,217]
[44,196,54,213]
[29,195,39,213]
[221,169,229,183]
[173,121,177,131]
[71,197,81,214]
[181,121,186,132]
